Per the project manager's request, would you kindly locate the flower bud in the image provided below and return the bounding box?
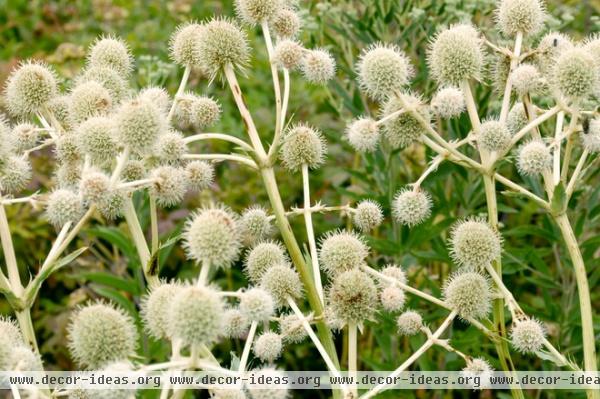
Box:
[185,160,214,191]
[69,81,113,124]
[156,131,187,165]
[279,124,326,171]
[245,241,288,283]
[301,49,335,84]
[511,318,545,354]
[396,310,423,336]
[380,286,405,312]
[319,230,368,277]
[12,123,39,153]
[0,156,31,194]
[511,64,542,95]
[392,187,432,227]
[357,43,412,101]
[170,23,204,67]
[496,0,545,37]
[122,159,147,182]
[450,218,502,269]
[260,264,303,307]
[239,287,275,322]
[46,189,84,228]
[353,199,383,232]
[68,302,138,369]
[516,140,551,176]
[195,18,250,75]
[271,8,301,38]
[117,99,166,154]
[141,282,182,340]
[168,286,224,347]
[274,39,304,70]
[478,119,511,152]
[345,117,380,153]
[443,271,492,320]
[240,206,274,246]
[183,206,242,267]
[4,61,57,117]
[553,48,599,103]
[88,36,133,75]
[328,269,377,324]
[97,188,126,220]
[430,87,465,119]
[77,116,118,165]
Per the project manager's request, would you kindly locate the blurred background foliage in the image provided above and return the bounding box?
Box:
[0,0,599,398]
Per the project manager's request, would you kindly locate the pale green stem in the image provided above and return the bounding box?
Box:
[361,311,457,399]
[499,31,523,123]
[0,202,22,294]
[261,21,282,153]
[182,153,258,169]
[554,214,598,387]
[239,321,258,372]
[348,322,358,397]
[167,66,190,122]
[197,261,211,286]
[183,133,254,152]
[566,149,589,198]
[123,199,158,287]
[553,111,565,186]
[149,194,159,254]
[302,164,324,304]
[561,113,579,183]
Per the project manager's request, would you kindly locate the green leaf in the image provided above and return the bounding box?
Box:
[550,182,567,215]
[79,271,140,295]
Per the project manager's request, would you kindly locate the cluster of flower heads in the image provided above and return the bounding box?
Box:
[0,318,43,373]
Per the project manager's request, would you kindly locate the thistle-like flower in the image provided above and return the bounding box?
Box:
[345,117,380,153]
[185,160,214,191]
[511,64,542,96]
[356,43,413,101]
[87,36,133,75]
[274,40,304,70]
[245,241,289,283]
[300,49,336,84]
[279,124,327,171]
[510,318,546,354]
[319,230,368,276]
[260,263,303,307]
[380,286,406,312]
[327,269,377,324]
[496,0,545,37]
[279,313,307,344]
[239,287,275,322]
[430,87,465,119]
[392,187,432,227]
[381,94,429,149]
[450,218,502,269]
[45,189,84,228]
[253,331,283,362]
[67,302,138,369]
[507,102,528,134]
[4,61,57,117]
[223,308,250,339]
[140,281,182,340]
[194,18,250,76]
[149,165,187,207]
[76,116,118,165]
[396,310,423,336]
[516,140,551,176]
[239,206,274,245]
[478,119,511,152]
[353,200,384,232]
[271,7,301,38]
[69,81,113,124]
[553,48,599,103]
[443,271,492,320]
[235,0,282,25]
[183,205,242,268]
[170,23,205,67]
[116,98,167,154]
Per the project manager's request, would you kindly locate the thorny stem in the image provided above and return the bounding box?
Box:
[361,312,457,399]
[302,164,324,305]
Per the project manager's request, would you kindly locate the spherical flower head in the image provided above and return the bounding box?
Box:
[279,124,327,171]
[122,159,147,182]
[46,189,84,228]
[170,23,204,67]
[185,160,214,191]
[223,308,250,339]
[79,169,110,204]
[581,118,600,153]
[516,140,551,176]
[553,48,599,103]
[139,86,171,115]
[49,95,74,131]
[353,200,384,232]
[141,282,181,340]
[345,117,380,153]
[235,0,281,25]
[511,318,546,353]
[535,32,574,76]
[496,0,545,37]
[0,317,24,369]
[168,285,224,347]
[392,187,432,227]
[461,358,493,389]
[4,61,57,117]
[67,302,137,369]
[80,65,129,103]
[319,230,368,277]
[507,102,528,134]
[97,188,126,220]
[427,24,484,85]
[240,287,275,322]
[149,165,187,207]
[253,331,283,362]
[0,156,32,194]
[380,264,407,287]
[274,40,304,70]
[396,310,423,336]
[195,18,250,76]
[450,218,502,269]
[271,8,301,38]
[12,122,39,153]
[430,87,465,119]
[380,286,405,312]
[7,347,43,371]
[77,116,118,165]
[87,36,133,76]
[357,43,412,101]
[55,133,82,164]
[511,63,542,95]
[55,161,82,189]
[300,49,336,84]
[240,206,274,246]
[117,98,166,154]
[328,269,377,324]
[478,119,511,152]
[381,95,429,148]
[172,93,221,130]
[279,313,307,344]
[69,81,113,124]
[260,264,303,307]
[156,131,187,165]
[245,241,289,283]
[183,206,242,268]
[248,368,289,399]
[443,271,491,320]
